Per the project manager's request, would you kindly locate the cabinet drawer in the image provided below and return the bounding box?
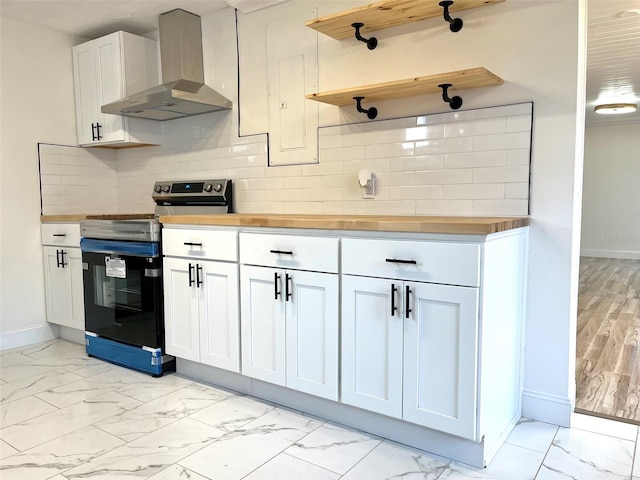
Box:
[41,223,81,247]
[240,233,339,273]
[163,228,238,261]
[342,238,480,287]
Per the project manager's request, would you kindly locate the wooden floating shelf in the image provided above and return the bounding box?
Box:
[305,67,503,107]
[305,0,505,40]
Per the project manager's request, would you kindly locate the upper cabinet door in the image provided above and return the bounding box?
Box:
[93,32,126,144]
[72,42,100,145]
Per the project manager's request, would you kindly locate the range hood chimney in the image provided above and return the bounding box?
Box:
[101,9,232,121]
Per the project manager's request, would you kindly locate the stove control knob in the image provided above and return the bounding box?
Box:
[153,184,162,193]
[162,185,170,193]
[213,183,223,192]
[204,183,213,192]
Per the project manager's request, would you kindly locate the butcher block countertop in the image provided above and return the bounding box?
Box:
[159,214,529,235]
[41,214,154,223]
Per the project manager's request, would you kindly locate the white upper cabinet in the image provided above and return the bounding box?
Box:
[72,31,161,147]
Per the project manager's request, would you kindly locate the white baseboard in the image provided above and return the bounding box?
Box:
[581,249,640,259]
[0,323,59,351]
[522,389,573,427]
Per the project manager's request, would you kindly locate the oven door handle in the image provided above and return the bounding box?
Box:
[80,238,159,258]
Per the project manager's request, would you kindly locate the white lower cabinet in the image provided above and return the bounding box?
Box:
[164,258,239,372]
[240,264,339,400]
[42,246,85,329]
[41,223,84,330]
[341,275,478,439]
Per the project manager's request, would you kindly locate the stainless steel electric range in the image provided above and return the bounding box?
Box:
[80,179,232,376]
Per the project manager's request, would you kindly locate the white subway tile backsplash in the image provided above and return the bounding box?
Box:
[414,137,473,155]
[444,118,506,138]
[472,132,531,152]
[365,200,416,215]
[40,103,531,217]
[342,130,390,147]
[507,149,531,166]
[507,115,533,133]
[284,176,321,189]
[473,166,530,184]
[445,151,507,169]
[389,155,444,172]
[365,142,415,159]
[414,169,473,185]
[416,199,474,215]
[389,125,444,143]
[506,183,530,199]
[473,199,528,216]
[443,184,505,200]
[389,186,443,200]
[319,146,365,162]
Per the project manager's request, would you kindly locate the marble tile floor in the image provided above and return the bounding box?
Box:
[1,339,639,480]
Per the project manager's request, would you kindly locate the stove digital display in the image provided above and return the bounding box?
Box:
[171,182,205,194]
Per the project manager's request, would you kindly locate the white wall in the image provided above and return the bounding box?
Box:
[0,17,80,347]
[581,124,640,258]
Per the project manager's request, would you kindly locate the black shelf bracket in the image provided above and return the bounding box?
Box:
[351,23,378,50]
[439,1,464,33]
[438,84,463,110]
[353,97,378,119]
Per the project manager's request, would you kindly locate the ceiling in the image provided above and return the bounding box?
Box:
[0,0,638,127]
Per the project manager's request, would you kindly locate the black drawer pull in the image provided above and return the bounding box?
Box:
[391,283,398,317]
[52,233,67,237]
[270,249,293,255]
[385,258,417,265]
[184,242,203,247]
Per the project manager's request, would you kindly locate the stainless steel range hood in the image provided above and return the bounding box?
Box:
[101,9,232,121]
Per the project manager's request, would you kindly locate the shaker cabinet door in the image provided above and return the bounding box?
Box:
[285,270,339,400]
[403,281,479,439]
[163,257,200,362]
[43,246,73,326]
[240,265,286,386]
[341,275,403,418]
[199,261,240,373]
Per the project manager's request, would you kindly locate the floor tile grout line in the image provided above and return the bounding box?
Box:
[531,425,560,480]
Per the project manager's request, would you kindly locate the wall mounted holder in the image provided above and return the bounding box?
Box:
[353,96,378,119]
[351,23,378,50]
[439,1,464,32]
[438,83,463,110]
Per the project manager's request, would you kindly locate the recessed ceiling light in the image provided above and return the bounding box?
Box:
[594,103,638,114]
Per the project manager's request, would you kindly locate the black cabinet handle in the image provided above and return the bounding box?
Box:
[405,285,412,319]
[188,263,194,287]
[60,250,67,268]
[96,123,102,140]
[56,249,62,268]
[184,242,203,247]
[270,249,293,255]
[285,273,292,302]
[391,283,398,316]
[52,233,67,237]
[385,258,417,265]
[91,123,97,141]
[196,264,203,288]
[274,272,281,300]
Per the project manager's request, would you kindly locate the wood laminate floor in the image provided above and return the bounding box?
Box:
[576,256,640,423]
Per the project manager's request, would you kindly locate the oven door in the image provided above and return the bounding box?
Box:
[81,239,163,349]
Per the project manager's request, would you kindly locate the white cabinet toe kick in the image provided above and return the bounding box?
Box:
[160,224,529,468]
